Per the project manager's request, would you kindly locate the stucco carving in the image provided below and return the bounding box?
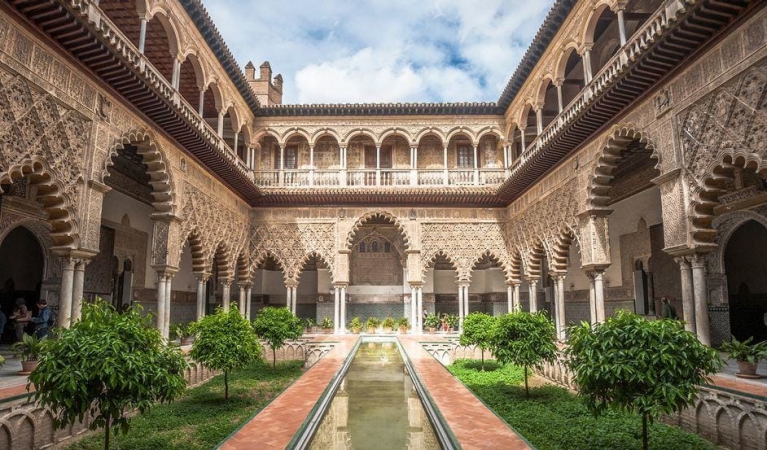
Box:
[420,222,510,282]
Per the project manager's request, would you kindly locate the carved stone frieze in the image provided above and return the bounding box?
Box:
[0,71,91,249]
[421,222,510,282]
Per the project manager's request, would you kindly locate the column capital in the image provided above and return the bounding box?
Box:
[690,253,708,269]
[408,282,424,289]
[550,272,567,282]
[237,281,253,289]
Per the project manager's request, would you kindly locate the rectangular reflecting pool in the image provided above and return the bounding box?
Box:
[308,340,440,449]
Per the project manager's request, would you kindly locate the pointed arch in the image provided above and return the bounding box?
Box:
[345,211,410,251]
[101,129,176,215]
[468,250,510,283]
[422,250,459,282]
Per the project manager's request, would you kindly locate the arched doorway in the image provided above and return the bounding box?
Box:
[0,226,44,318]
[348,216,407,321]
[725,220,767,342]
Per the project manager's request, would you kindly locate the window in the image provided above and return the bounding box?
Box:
[457,145,473,168]
[384,241,391,253]
[371,241,379,252]
[274,146,298,169]
[359,242,366,253]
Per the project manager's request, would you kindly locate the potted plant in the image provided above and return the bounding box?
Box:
[350,317,363,334]
[397,317,409,334]
[446,314,459,333]
[381,317,396,333]
[424,313,440,333]
[721,336,767,378]
[172,322,195,345]
[13,332,45,374]
[366,317,380,334]
[320,316,333,333]
[303,318,316,334]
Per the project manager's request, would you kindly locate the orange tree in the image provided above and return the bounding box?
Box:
[567,311,722,450]
[29,300,187,450]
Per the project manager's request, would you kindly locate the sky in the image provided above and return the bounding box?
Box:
[203,0,555,105]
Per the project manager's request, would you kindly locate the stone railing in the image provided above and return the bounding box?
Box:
[253,168,506,188]
[0,359,218,450]
[506,0,689,183]
[536,350,767,450]
[67,0,252,181]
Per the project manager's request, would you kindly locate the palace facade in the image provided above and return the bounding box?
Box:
[0,0,764,346]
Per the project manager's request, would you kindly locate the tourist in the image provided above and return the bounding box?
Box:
[10,298,31,342]
[30,299,52,339]
[661,297,677,320]
[440,313,448,332]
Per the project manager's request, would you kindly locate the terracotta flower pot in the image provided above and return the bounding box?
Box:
[19,360,39,375]
[737,360,760,378]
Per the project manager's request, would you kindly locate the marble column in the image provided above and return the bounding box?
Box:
[676,257,696,333]
[692,255,710,346]
[410,286,417,334]
[71,259,88,323]
[292,286,298,315]
[513,283,521,313]
[238,285,246,316]
[245,285,253,321]
[195,273,209,321]
[164,274,173,339]
[334,286,340,334]
[58,258,76,329]
[340,286,347,334]
[507,284,513,314]
[528,279,538,313]
[593,270,606,323]
[587,272,597,325]
[221,280,231,312]
[156,273,167,336]
[616,7,627,46]
[554,275,566,340]
[416,287,424,334]
[458,284,464,330]
[138,17,147,54]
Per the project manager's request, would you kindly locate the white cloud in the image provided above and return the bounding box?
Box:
[203,0,554,104]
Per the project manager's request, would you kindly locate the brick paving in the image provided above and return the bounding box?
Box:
[220,335,358,450]
[398,336,531,450]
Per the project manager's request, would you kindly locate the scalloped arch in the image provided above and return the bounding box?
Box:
[0,157,80,249]
[345,211,410,251]
[587,124,659,210]
[102,129,176,215]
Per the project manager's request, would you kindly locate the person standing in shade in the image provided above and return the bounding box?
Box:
[30,299,52,339]
[661,297,678,320]
[10,298,30,342]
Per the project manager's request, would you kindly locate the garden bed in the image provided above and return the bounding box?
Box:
[448,359,716,450]
[65,360,304,450]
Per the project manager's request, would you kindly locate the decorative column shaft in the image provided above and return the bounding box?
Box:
[221,280,231,312]
[245,286,253,320]
[554,275,566,340]
[334,286,340,334]
[216,110,224,137]
[528,279,538,313]
[71,259,87,323]
[458,284,464,329]
[58,259,76,329]
[138,17,147,54]
[416,287,424,334]
[616,8,627,46]
[195,274,208,321]
[587,272,597,325]
[238,285,246,316]
[513,284,521,313]
[676,257,696,333]
[507,284,513,314]
[593,271,605,323]
[692,255,710,345]
[156,273,167,336]
[164,274,173,339]
[410,286,417,334]
[198,89,205,116]
[555,82,564,113]
[340,286,347,334]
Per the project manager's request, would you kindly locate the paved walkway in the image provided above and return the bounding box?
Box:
[220,335,358,450]
[399,336,531,450]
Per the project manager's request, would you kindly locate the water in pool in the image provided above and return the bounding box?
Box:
[309,341,440,449]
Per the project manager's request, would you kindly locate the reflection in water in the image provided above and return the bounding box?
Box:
[309,342,440,450]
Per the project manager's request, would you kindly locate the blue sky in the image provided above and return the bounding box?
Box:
[203,0,555,104]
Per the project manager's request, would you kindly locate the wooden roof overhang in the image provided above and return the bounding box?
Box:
[254,186,506,207]
[495,0,759,204]
[6,0,263,205]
